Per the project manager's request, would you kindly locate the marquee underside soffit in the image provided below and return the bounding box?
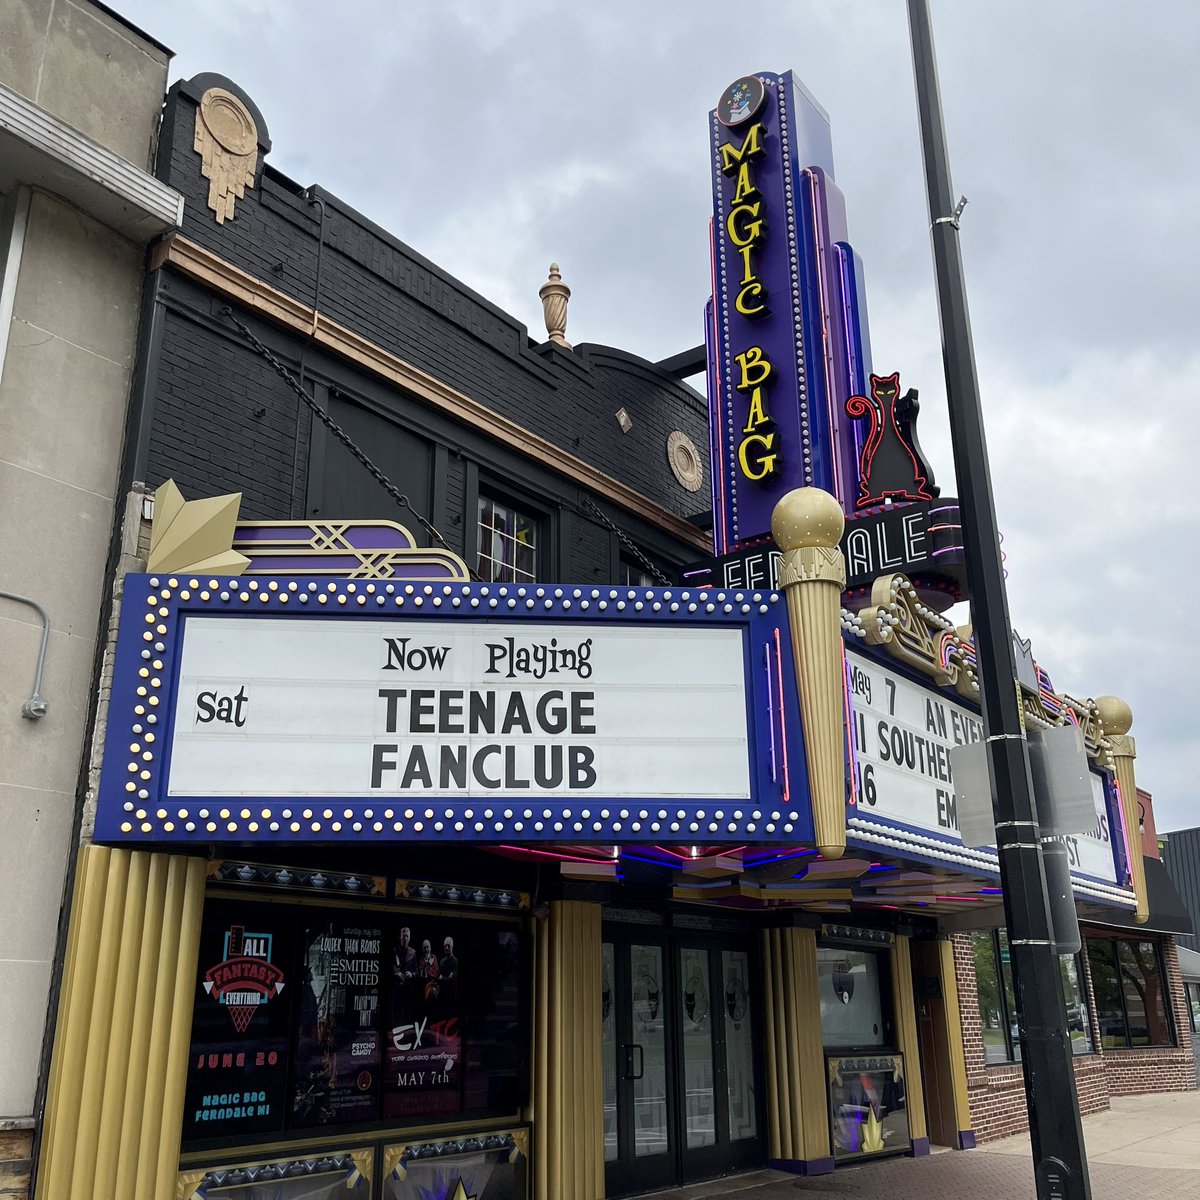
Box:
[484,844,1134,922]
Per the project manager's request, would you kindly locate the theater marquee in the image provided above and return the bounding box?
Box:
[843,648,1128,902]
[94,574,812,844]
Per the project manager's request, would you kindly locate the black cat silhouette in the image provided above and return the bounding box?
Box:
[845,372,936,508]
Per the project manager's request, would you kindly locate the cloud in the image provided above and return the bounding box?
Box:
[117,0,1199,828]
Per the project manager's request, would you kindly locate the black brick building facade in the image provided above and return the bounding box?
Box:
[129,73,711,581]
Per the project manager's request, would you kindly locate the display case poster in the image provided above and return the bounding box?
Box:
[292,921,383,1127]
[184,902,291,1140]
[384,922,464,1118]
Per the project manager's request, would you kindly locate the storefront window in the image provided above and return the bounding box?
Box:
[971,931,1013,1064]
[601,942,618,1162]
[1060,954,1093,1055]
[1085,936,1175,1049]
[817,947,886,1049]
[972,930,1091,1062]
[1186,981,1200,1035]
[183,899,527,1145]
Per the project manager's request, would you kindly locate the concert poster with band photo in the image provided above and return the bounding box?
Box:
[384,921,464,1118]
[291,920,383,1127]
[183,901,527,1140]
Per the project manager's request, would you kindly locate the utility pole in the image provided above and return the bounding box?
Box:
[905,3,1092,1198]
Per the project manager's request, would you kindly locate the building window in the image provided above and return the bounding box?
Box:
[183,898,527,1143]
[1060,953,1093,1055]
[477,495,538,583]
[972,930,1091,1063]
[1185,981,1200,1034]
[619,558,656,588]
[972,930,1019,1064]
[1085,936,1175,1049]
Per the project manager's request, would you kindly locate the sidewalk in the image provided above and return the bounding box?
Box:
[648,1092,1200,1199]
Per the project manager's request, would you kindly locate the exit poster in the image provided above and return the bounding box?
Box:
[383,921,463,1118]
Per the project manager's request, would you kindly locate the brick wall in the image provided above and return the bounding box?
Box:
[147,77,712,553]
[953,928,1196,1143]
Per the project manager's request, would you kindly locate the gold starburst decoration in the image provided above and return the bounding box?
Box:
[147,479,250,575]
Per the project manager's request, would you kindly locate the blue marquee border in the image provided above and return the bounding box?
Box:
[95,574,813,846]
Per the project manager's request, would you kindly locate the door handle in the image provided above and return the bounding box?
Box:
[625,1043,645,1080]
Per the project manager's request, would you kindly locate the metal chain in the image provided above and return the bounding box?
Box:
[221,307,481,580]
[580,495,671,585]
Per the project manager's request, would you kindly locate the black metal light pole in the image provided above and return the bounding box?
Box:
[905,3,1092,1198]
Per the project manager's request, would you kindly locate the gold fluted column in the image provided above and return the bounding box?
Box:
[1096,695,1148,923]
[889,935,928,1150]
[772,489,848,858]
[935,939,974,1146]
[533,900,602,1200]
[36,846,207,1200]
[760,927,831,1171]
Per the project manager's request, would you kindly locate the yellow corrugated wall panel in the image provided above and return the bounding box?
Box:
[36,847,206,1200]
[533,901,602,1200]
[791,928,829,1160]
[937,938,973,1137]
[891,934,928,1141]
[759,927,828,1165]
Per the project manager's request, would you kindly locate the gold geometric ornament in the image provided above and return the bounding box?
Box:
[857,572,956,689]
[147,479,250,576]
[194,87,258,223]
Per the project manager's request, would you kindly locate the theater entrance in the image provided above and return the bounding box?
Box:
[601,926,764,1196]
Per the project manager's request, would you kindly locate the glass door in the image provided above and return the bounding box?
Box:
[603,934,675,1197]
[604,929,764,1196]
[676,940,762,1183]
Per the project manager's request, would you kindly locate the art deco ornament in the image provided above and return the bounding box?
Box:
[147,479,250,575]
[539,262,572,349]
[194,87,259,223]
[667,430,704,492]
[1097,695,1148,924]
[772,487,848,858]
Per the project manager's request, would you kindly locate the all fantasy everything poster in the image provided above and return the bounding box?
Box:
[184,901,291,1140]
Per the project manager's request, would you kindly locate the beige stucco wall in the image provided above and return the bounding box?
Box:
[1,0,168,172]
[0,0,169,1132]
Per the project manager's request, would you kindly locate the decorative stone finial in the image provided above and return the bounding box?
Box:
[1095,695,1133,737]
[539,262,572,349]
[771,487,846,551]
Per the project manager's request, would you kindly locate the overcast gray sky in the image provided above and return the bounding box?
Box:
[120,1,1199,831]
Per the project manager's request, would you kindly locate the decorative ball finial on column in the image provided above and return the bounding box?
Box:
[1096,695,1147,924]
[772,488,848,859]
[539,262,572,350]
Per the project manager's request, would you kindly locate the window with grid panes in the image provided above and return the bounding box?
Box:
[618,558,656,588]
[1085,936,1175,1048]
[972,930,1092,1063]
[477,496,539,584]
